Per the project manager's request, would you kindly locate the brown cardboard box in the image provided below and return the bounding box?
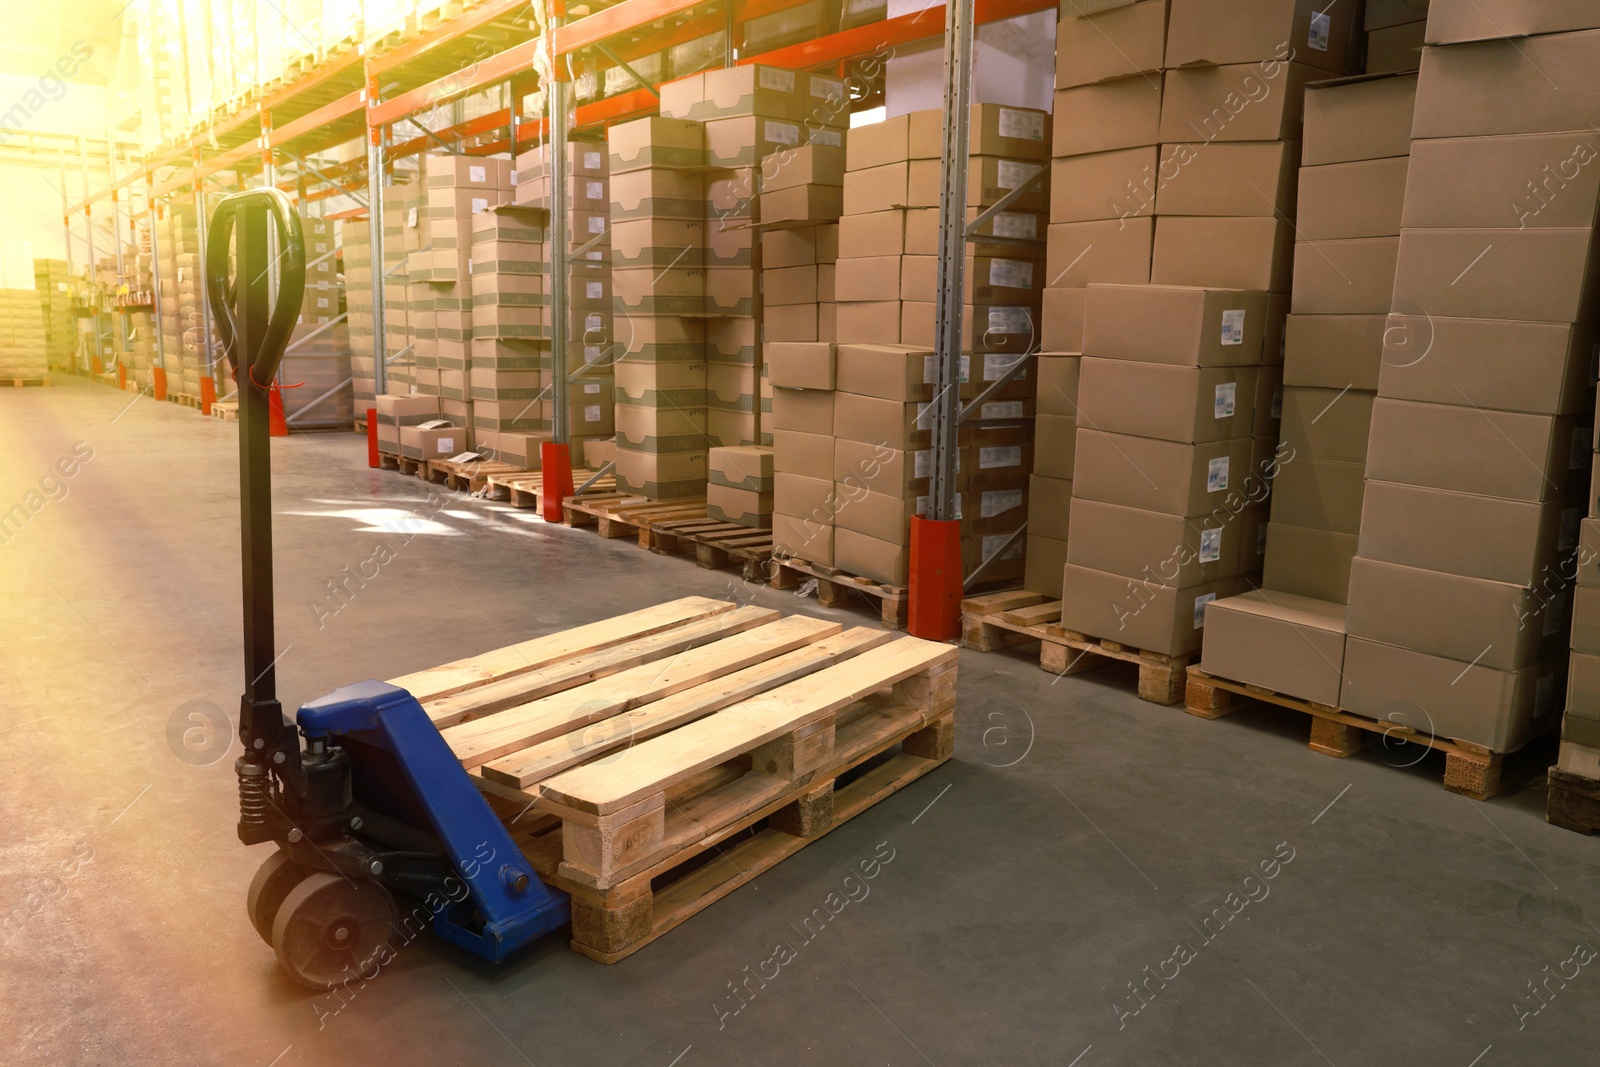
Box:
[1413,30,1600,138]
[1042,288,1089,352]
[1037,355,1083,416]
[1392,228,1600,323]
[842,161,910,216]
[763,144,847,191]
[1366,399,1590,503]
[1282,315,1385,390]
[1053,77,1164,155]
[612,265,705,316]
[709,445,775,491]
[1029,475,1074,541]
[1404,131,1600,231]
[705,317,757,364]
[771,386,835,434]
[1366,0,1430,29]
[1566,657,1600,748]
[1046,218,1155,288]
[1364,22,1424,75]
[835,257,903,302]
[766,341,835,389]
[1346,557,1567,670]
[765,303,819,342]
[1278,386,1374,464]
[1165,0,1358,73]
[1158,62,1323,144]
[1200,589,1348,705]
[834,392,928,451]
[835,343,947,402]
[477,430,549,469]
[773,511,834,566]
[1152,217,1294,293]
[1375,318,1593,416]
[1296,157,1409,240]
[760,186,845,224]
[1024,534,1071,598]
[764,264,817,306]
[615,449,708,499]
[609,218,705,269]
[901,255,1041,305]
[707,483,774,527]
[1056,0,1169,89]
[1085,284,1270,366]
[836,301,903,344]
[897,303,1038,354]
[703,116,803,168]
[1357,481,1581,587]
[838,211,904,259]
[613,360,707,407]
[833,486,916,544]
[609,168,705,219]
[1262,523,1357,603]
[607,117,705,172]
[1033,414,1080,481]
[1060,565,1248,655]
[1425,0,1600,45]
[613,404,707,452]
[1154,141,1301,219]
[953,104,1052,160]
[1068,497,1246,585]
[775,472,835,523]
[1303,73,1418,166]
[1270,457,1365,534]
[773,428,835,478]
[846,114,911,171]
[398,425,466,461]
[660,65,803,122]
[1340,637,1563,751]
[1074,430,1255,516]
[1050,147,1159,224]
[617,315,704,362]
[1078,358,1260,443]
[835,528,910,585]
[836,441,929,496]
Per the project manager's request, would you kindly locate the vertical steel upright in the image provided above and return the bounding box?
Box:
[908,0,976,641]
[194,160,219,396]
[366,59,388,397]
[538,7,576,520]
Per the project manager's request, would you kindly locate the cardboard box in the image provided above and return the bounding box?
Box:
[838,211,904,259]
[1269,457,1365,534]
[1367,21,1427,74]
[708,445,775,492]
[1068,497,1247,585]
[609,168,705,220]
[846,114,910,172]
[763,144,847,191]
[1302,73,1418,166]
[1042,288,1088,352]
[762,227,820,267]
[706,483,774,527]
[1346,557,1567,670]
[898,303,1038,354]
[1084,284,1269,366]
[760,185,844,224]
[1278,386,1373,464]
[1024,534,1071,598]
[1395,227,1600,324]
[1200,589,1348,705]
[774,472,836,523]
[1037,355,1083,416]
[832,485,917,544]
[607,117,705,172]
[1154,140,1301,219]
[1073,430,1255,517]
[773,511,834,566]
[661,65,802,122]
[1078,358,1260,443]
[765,303,818,343]
[1158,62,1323,144]
[1425,0,1600,45]
[1052,77,1165,156]
[1046,218,1155,288]
[1367,399,1590,503]
[1028,475,1074,541]
[1340,637,1563,752]
[1567,658,1600,748]
[957,104,1052,160]
[1366,0,1430,29]
[835,528,910,585]
[613,403,707,452]
[1358,481,1580,588]
[615,449,708,499]
[1377,317,1592,416]
[834,392,929,451]
[1050,148,1159,224]
[1152,217,1294,293]
[835,257,903,303]
[1165,0,1358,73]
[774,428,835,479]
[901,256,1041,305]
[1404,131,1600,231]
[1056,0,1170,88]
[1414,30,1600,138]
[1033,415,1079,480]
[834,343,947,402]
[399,425,466,461]
[1060,565,1248,656]
[1296,157,1408,241]
[836,301,903,344]
[1261,524,1357,603]
[766,341,835,389]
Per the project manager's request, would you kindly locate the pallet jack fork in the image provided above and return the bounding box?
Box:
[210,189,567,989]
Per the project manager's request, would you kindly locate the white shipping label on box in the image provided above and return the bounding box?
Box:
[982,400,1025,419]
[313,241,330,254]
[588,217,607,234]
[316,297,330,309]
[586,282,604,299]
[469,165,487,184]
[810,128,843,147]
[584,405,602,423]
[455,451,482,462]
[471,197,489,214]
[765,121,800,145]
[989,212,1038,239]
[1207,457,1230,493]
[418,419,451,430]
[983,532,1024,560]
[759,68,796,92]
[997,161,1043,190]
[989,259,1034,289]
[585,181,605,201]
[913,449,953,478]
[998,107,1045,142]
[1307,11,1331,52]
[984,351,1027,382]
[1199,528,1223,564]
[407,208,418,227]
[922,353,971,384]
[583,382,601,394]
[1214,382,1237,420]
[810,75,844,100]
[1193,592,1217,629]
[988,307,1034,334]
[584,151,602,171]
[916,403,935,430]
[584,345,602,361]
[585,313,605,330]
[981,489,1023,517]
[1220,309,1246,346]
[438,436,456,452]
[980,445,1022,469]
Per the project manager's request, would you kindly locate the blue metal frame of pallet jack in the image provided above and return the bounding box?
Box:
[298,680,570,961]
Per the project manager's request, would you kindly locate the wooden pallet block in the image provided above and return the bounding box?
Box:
[402,596,957,964]
[769,556,909,630]
[396,455,424,477]
[1183,667,1527,800]
[1546,768,1600,835]
[210,400,239,420]
[0,377,49,387]
[377,452,401,472]
[427,458,525,493]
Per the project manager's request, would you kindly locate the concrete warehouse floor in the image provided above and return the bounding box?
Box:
[2,377,1597,1067]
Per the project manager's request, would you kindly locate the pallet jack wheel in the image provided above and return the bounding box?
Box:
[246,849,309,945]
[271,871,400,990]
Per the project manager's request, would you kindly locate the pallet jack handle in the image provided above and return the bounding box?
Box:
[205,189,306,824]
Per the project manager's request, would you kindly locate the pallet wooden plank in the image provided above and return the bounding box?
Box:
[542,636,957,815]
[1002,602,1063,627]
[390,596,736,704]
[424,605,781,729]
[482,627,896,789]
[963,590,1048,617]
[443,615,842,768]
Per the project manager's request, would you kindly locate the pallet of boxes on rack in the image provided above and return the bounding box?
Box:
[34,259,74,372]
[342,217,375,418]
[772,102,1047,628]
[380,177,420,399]
[156,200,217,405]
[1199,1,1600,800]
[280,216,354,430]
[0,287,47,385]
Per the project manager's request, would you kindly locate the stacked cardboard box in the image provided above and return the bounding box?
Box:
[769,339,837,566]
[1024,353,1080,597]
[1201,73,1419,704]
[1060,286,1271,655]
[34,259,74,369]
[374,392,443,458]
[156,200,215,398]
[0,289,47,381]
[126,310,158,388]
[1335,9,1600,753]
[708,445,775,528]
[281,216,354,425]
[381,179,422,394]
[342,220,376,406]
[1365,0,1432,74]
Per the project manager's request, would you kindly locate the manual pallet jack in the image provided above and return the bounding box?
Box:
[212,190,568,989]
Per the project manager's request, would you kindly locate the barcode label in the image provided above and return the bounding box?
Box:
[989,259,1034,289]
[980,446,1022,469]
[996,160,1042,190]
[586,181,605,200]
[584,405,602,422]
[922,353,971,384]
[765,121,800,145]
[982,401,1024,420]
[759,67,796,93]
[809,128,843,147]
[469,165,487,184]
[989,212,1038,239]
[1199,528,1222,564]
[1193,592,1216,629]
[1214,382,1237,420]
[997,107,1045,141]
[586,282,604,299]
[1207,457,1230,493]
[981,489,1023,517]
[1221,309,1246,346]
[1308,11,1331,51]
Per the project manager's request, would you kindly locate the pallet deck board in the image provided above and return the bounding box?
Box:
[769,556,909,630]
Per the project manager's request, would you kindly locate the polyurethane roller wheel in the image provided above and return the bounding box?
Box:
[271,871,399,990]
[246,849,309,945]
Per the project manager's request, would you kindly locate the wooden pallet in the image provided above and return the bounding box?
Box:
[0,377,48,387]
[391,595,957,964]
[767,555,911,631]
[210,400,239,421]
[484,470,618,508]
[423,456,528,493]
[377,451,401,472]
[960,589,1191,705]
[563,493,710,542]
[1547,768,1600,835]
[1183,667,1544,801]
[649,515,774,573]
[172,392,202,409]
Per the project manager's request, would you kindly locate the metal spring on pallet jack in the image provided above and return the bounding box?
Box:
[236,757,272,829]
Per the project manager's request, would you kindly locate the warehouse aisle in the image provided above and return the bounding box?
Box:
[2,379,1596,1067]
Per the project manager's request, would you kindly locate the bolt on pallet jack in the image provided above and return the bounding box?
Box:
[212,189,568,989]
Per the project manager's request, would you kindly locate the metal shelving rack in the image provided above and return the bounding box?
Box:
[64,0,1053,636]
